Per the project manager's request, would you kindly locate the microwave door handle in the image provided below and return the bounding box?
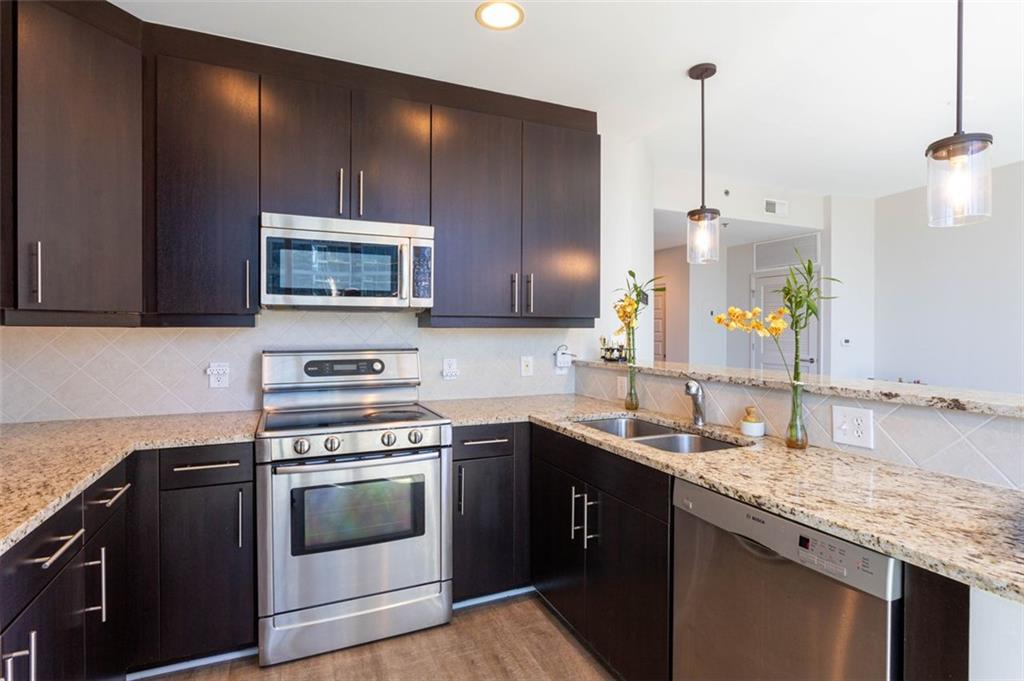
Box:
[272,451,439,475]
[399,243,409,301]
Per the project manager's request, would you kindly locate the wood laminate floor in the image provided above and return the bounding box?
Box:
[157,595,614,681]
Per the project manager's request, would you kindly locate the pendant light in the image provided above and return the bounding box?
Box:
[925,0,993,227]
[687,63,720,264]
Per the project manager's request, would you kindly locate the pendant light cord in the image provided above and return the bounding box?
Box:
[956,0,964,134]
[700,77,706,209]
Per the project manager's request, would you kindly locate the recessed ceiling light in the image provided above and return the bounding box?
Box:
[475,1,524,31]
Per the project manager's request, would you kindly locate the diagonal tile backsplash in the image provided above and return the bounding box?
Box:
[575,365,1023,491]
[0,311,591,424]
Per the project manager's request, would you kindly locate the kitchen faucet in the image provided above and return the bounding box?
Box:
[684,379,706,427]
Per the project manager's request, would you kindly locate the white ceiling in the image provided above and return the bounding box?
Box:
[114,0,1024,198]
[653,209,818,251]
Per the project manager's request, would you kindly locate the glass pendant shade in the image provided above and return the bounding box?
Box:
[687,208,720,264]
[926,133,993,227]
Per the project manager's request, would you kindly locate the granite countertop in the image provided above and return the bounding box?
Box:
[574,359,1024,418]
[0,411,260,555]
[3,395,1022,605]
[426,394,1024,603]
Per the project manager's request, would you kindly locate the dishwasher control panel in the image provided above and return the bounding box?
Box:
[674,478,902,601]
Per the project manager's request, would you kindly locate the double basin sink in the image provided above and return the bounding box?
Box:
[578,416,738,454]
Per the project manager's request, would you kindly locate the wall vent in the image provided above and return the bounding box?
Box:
[763,198,790,217]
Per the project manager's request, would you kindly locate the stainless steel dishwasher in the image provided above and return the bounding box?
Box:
[673,479,903,681]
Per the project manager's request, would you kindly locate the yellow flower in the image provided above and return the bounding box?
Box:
[770,317,788,331]
[767,325,784,338]
[775,306,789,317]
[751,306,762,317]
[714,313,726,325]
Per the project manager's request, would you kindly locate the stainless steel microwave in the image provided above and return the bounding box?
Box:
[260,213,433,309]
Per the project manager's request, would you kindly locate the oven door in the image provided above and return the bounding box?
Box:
[261,226,410,308]
[264,450,442,614]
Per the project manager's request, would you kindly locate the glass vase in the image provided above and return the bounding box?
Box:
[786,382,808,449]
[624,326,639,410]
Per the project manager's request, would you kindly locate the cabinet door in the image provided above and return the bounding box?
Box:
[261,75,351,218]
[453,456,514,601]
[156,56,258,315]
[431,106,521,317]
[83,507,126,681]
[0,550,84,680]
[350,91,430,225]
[530,458,586,634]
[522,122,600,319]
[585,489,670,681]
[16,1,141,312]
[159,483,254,661]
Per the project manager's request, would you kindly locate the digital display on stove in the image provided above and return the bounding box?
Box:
[304,359,385,377]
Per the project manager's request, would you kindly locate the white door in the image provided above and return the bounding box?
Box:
[654,290,666,362]
[750,273,820,376]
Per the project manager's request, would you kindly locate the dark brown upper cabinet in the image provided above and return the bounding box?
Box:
[431,106,522,317]
[15,1,142,315]
[155,55,259,316]
[350,91,430,225]
[522,122,600,319]
[261,75,351,218]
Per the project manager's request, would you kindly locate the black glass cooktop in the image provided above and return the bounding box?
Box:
[262,404,442,433]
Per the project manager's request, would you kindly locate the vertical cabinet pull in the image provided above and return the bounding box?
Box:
[2,630,36,681]
[583,494,599,550]
[511,273,519,313]
[34,242,42,304]
[457,465,465,516]
[237,488,243,549]
[527,273,535,313]
[570,486,584,539]
[244,259,252,309]
[338,168,345,214]
[83,546,108,622]
[358,170,365,216]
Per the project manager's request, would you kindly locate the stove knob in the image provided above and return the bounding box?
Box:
[293,438,311,455]
[324,436,341,452]
[381,431,397,447]
[408,429,424,445]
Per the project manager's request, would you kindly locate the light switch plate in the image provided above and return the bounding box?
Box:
[832,405,874,448]
[206,362,230,389]
[520,355,534,377]
[442,358,459,381]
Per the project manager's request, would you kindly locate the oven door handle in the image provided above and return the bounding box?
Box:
[271,451,439,475]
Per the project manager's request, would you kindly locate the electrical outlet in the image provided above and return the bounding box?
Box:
[442,358,459,381]
[832,405,874,448]
[520,355,534,377]
[206,362,230,389]
[616,376,627,399]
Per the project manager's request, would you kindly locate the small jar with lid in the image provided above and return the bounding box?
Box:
[739,406,765,437]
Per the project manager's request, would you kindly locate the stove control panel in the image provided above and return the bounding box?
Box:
[303,358,385,377]
[257,424,452,463]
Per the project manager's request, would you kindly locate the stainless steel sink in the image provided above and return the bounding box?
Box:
[579,417,680,439]
[632,433,738,453]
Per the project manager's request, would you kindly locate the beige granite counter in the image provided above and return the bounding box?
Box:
[426,394,1024,603]
[0,411,260,555]
[575,359,1024,418]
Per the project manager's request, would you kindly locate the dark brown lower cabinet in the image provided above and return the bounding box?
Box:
[453,456,515,601]
[159,482,255,662]
[531,427,671,681]
[84,506,128,681]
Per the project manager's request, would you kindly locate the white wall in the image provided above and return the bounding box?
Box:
[725,243,755,368]
[654,246,689,362]
[874,161,1024,392]
[687,247,728,366]
[824,195,876,379]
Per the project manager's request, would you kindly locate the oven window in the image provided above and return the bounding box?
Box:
[290,475,425,556]
[266,236,400,298]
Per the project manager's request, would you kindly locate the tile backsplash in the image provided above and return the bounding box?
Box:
[576,365,1023,490]
[0,311,592,423]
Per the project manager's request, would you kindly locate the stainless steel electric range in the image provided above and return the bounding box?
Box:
[254,349,452,666]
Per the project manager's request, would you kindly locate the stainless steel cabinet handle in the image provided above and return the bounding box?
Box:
[338,168,345,214]
[457,465,465,516]
[358,170,365,216]
[83,546,108,622]
[237,488,243,549]
[512,273,519,313]
[172,461,240,473]
[35,242,42,304]
[90,483,131,508]
[273,451,439,475]
[245,259,251,309]
[2,630,36,681]
[462,438,509,446]
[527,273,534,313]
[583,494,599,550]
[398,243,408,300]
[570,486,583,540]
[28,528,84,569]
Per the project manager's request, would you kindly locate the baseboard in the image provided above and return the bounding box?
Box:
[453,586,536,610]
